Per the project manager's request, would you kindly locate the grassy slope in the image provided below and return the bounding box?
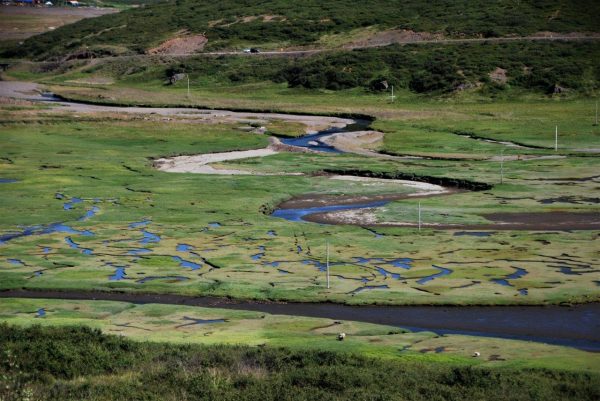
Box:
[2,325,597,401]
[10,40,600,96]
[4,0,600,59]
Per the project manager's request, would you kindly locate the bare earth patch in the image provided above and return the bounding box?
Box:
[148,34,208,55]
[344,29,445,49]
[489,67,508,84]
[154,147,279,175]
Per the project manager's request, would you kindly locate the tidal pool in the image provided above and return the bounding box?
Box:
[416,266,453,285]
[129,220,151,229]
[348,285,389,294]
[176,316,227,328]
[0,223,93,245]
[79,206,100,221]
[109,267,127,281]
[136,276,189,284]
[492,267,528,287]
[63,197,83,210]
[251,246,266,260]
[376,266,401,280]
[453,231,495,237]
[127,248,151,255]
[65,237,93,255]
[172,256,202,270]
[176,244,194,252]
[140,230,161,244]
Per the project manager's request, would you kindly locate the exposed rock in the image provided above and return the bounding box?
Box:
[372,80,389,91]
[489,67,508,84]
[552,84,567,94]
[166,73,186,85]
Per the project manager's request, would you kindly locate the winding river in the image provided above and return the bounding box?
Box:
[1,290,598,351]
[2,81,599,350]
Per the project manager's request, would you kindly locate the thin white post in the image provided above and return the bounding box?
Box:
[418,202,421,232]
[554,125,558,151]
[187,75,190,98]
[500,149,504,184]
[389,85,396,103]
[326,241,330,289]
[595,101,598,126]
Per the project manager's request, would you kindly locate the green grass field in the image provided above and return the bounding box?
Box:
[0,2,598,397]
[0,92,598,306]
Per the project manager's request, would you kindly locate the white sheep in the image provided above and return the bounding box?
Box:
[337,332,346,341]
[473,351,481,357]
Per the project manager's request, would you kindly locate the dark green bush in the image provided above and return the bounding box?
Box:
[1,324,599,401]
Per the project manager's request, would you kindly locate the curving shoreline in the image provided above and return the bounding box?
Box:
[2,289,599,351]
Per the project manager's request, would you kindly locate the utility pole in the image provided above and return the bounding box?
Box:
[555,125,558,151]
[326,241,330,289]
[187,74,190,98]
[418,202,422,232]
[500,148,504,184]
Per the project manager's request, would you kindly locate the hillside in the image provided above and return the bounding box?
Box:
[19,40,600,96]
[3,0,600,60]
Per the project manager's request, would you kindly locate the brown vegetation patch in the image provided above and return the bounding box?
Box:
[489,67,508,84]
[148,34,208,55]
[209,15,286,28]
[344,29,444,49]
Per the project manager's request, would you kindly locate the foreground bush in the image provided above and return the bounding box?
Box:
[0,324,598,401]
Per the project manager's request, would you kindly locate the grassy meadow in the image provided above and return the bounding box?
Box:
[0,1,598,398]
[0,91,598,306]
